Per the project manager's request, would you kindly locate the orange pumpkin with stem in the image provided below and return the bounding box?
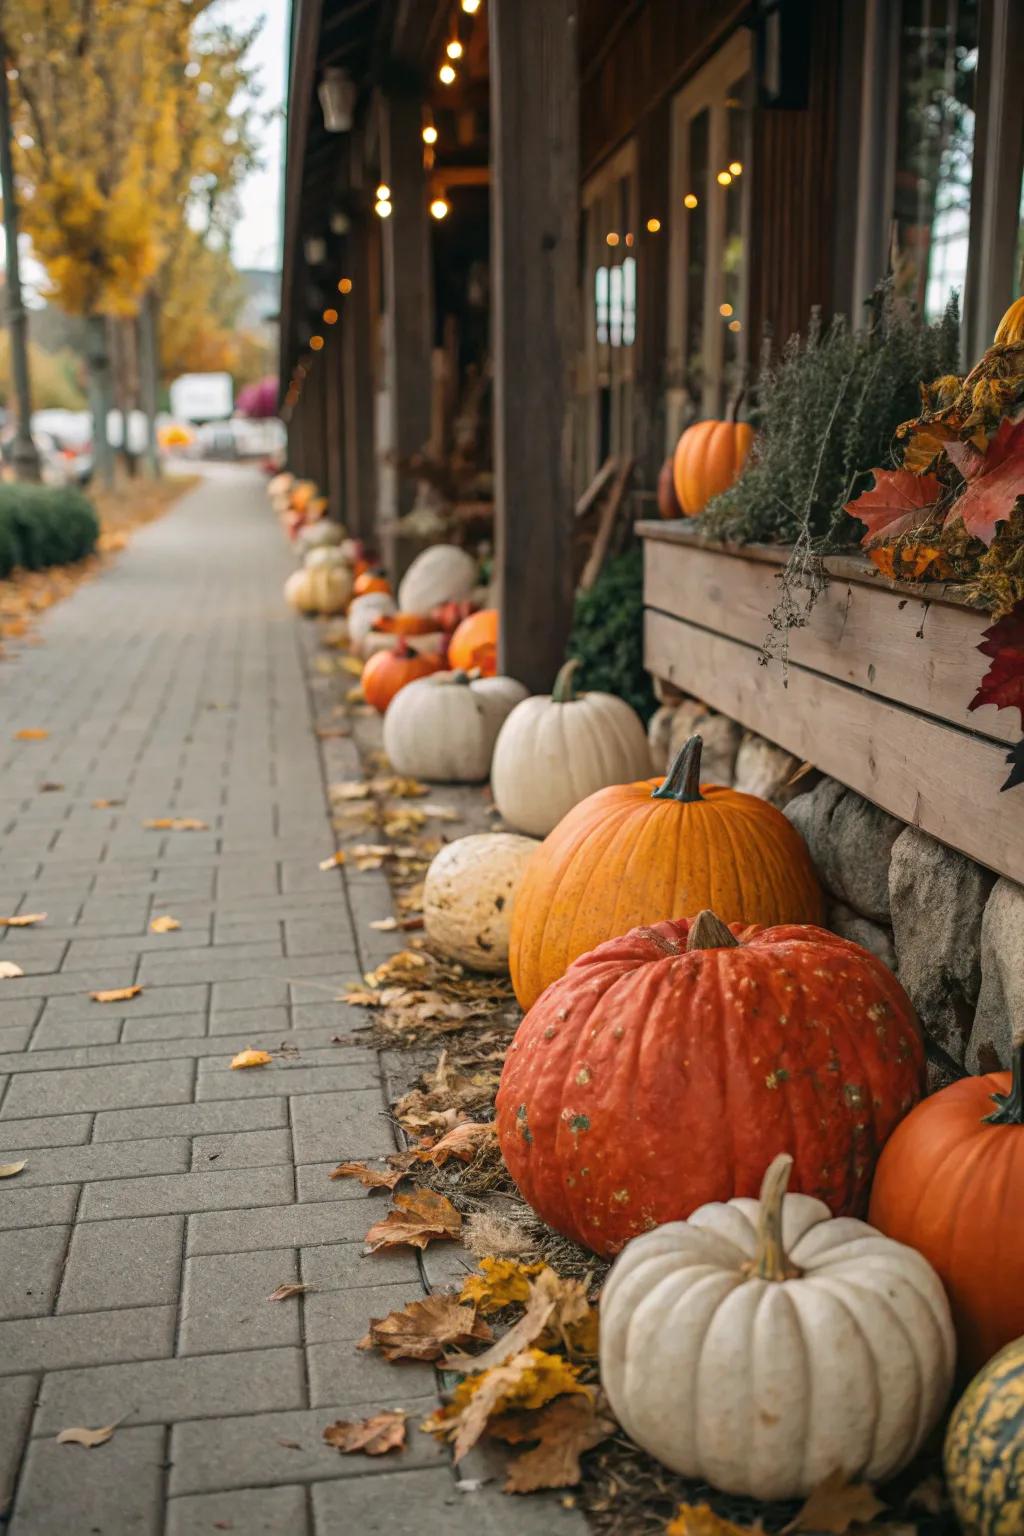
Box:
[448,608,498,675]
[672,407,754,518]
[361,637,443,714]
[869,1019,1024,1375]
[353,569,392,598]
[508,734,822,1010]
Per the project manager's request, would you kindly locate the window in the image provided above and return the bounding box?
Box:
[578,141,638,488]
[668,31,752,437]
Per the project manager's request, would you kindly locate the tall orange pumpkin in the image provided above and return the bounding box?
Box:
[508,735,822,1010]
[361,637,443,714]
[672,418,753,517]
[869,1029,1024,1376]
[448,608,498,675]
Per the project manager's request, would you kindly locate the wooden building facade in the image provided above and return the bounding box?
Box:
[280,0,1024,691]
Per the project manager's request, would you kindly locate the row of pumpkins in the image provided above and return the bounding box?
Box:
[269,491,1019,1531]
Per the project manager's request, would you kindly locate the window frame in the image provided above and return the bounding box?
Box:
[578,138,639,488]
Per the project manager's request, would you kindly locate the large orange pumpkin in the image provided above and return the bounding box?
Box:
[869,1033,1024,1376]
[448,608,498,675]
[672,418,754,517]
[497,911,923,1256]
[361,637,443,714]
[353,569,392,599]
[508,734,823,1010]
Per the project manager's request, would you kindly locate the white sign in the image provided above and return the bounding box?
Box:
[169,372,233,423]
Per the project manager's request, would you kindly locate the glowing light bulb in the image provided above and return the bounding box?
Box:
[439,62,456,84]
[719,303,733,317]
[606,231,620,247]
[374,199,392,218]
[646,217,661,233]
[716,170,733,186]
[338,277,353,295]
[323,308,338,325]
[729,161,743,176]
[624,232,635,247]
[376,184,391,201]
[430,197,450,220]
[728,319,742,332]
[461,0,480,11]
[446,39,463,59]
[683,193,698,209]
[422,124,438,144]
[309,335,324,351]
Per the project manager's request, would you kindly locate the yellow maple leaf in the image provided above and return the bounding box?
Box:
[149,915,180,933]
[459,1257,547,1314]
[230,1049,272,1070]
[422,1349,588,1463]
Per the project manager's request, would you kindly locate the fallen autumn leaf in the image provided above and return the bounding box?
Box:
[0,961,25,979]
[149,915,181,934]
[363,1188,462,1252]
[55,1423,119,1449]
[0,913,46,928]
[90,986,142,1004]
[322,1410,407,1456]
[422,1348,589,1464]
[267,1282,316,1302]
[14,728,49,740]
[0,1161,26,1178]
[329,1158,415,1190]
[318,851,346,870]
[491,1393,617,1494]
[782,1469,887,1535]
[359,1295,492,1362]
[143,818,209,831]
[230,1049,272,1070]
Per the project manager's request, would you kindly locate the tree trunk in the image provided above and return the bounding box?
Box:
[86,314,114,489]
[138,291,161,479]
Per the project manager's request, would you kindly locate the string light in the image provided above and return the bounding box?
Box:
[729,161,743,176]
[309,335,324,351]
[716,170,733,186]
[446,39,463,59]
[728,319,742,332]
[430,197,450,220]
[439,62,456,84]
[422,124,438,144]
[461,0,480,10]
[719,303,733,317]
[376,183,391,201]
[323,308,338,325]
[606,231,620,247]
[338,277,353,294]
[646,217,661,233]
[683,193,698,209]
[624,232,635,247]
[375,199,392,218]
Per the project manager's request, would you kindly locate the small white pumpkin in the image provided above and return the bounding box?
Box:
[296,518,345,556]
[424,832,539,972]
[284,563,352,617]
[348,592,398,650]
[304,545,350,571]
[491,659,652,837]
[600,1154,955,1502]
[384,669,528,783]
[397,543,477,614]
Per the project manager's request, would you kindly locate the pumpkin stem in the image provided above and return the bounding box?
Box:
[744,1153,803,1283]
[445,670,472,686]
[651,735,704,804]
[685,910,740,951]
[552,658,581,704]
[984,1042,1024,1125]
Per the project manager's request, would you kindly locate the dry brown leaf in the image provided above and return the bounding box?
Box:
[365,950,430,986]
[0,913,46,928]
[55,1423,118,1449]
[329,1158,415,1190]
[339,655,365,676]
[149,915,180,934]
[318,851,346,870]
[445,1267,595,1374]
[371,775,428,798]
[143,818,209,831]
[91,798,124,808]
[667,1506,758,1536]
[230,1049,272,1070]
[359,1295,492,1362]
[90,986,142,1003]
[415,1121,496,1167]
[39,781,64,792]
[421,803,462,821]
[340,988,383,1008]
[14,728,49,740]
[267,1282,316,1302]
[0,1160,26,1178]
[422,1349,588,1464]
[330,780,372,801]
[381,808,426,837]
[323,1410,406,1456]
[490,1393,617,1493]
[364,1188,462,1252]
[0,961,25,979]
[369,917,398,932]
[459,1259,547,1314]
[782,1470,886,1535]
[396,882,425,914]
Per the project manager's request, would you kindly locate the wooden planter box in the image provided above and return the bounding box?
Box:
[639,520,1023,886]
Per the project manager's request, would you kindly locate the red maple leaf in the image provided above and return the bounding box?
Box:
[846,469,943,547]
[948,418,1024,545]
[969,601,1024,729]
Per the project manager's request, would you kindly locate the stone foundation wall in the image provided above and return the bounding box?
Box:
[649,687,1022,1086]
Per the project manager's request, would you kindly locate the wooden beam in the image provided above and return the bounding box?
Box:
[342,216,378,548]
[325,331,345,523]
[279,0,324,384]
[491,0,579,692]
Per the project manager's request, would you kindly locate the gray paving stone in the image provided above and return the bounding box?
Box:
[94,1096,288,1143]
[1,1057,194,1117]
[167,1486,310,1536]
[211,976,291,1011]
[0,1183,77,1230]
[168,1400,441,1496]
[59,1215,185,1313]
[38,983,208,1024]
[0,1304,174,1374]
[191,1127,292,1170]
[12,1423,164,1535]
[196,1061,379,1099]
[290,1089,397,1163]
[28,1011,123,1048]
[301,1278,416,1345]
[2,1224,69,1320]
[79,1165,294,1222]
[207,1003,291,1035]
[34,1347,306,1433]
[178,1249,301,1357]
[187,1200,378,1258]
[0,1112,91,1151]
[0,1024,32,1052]
[121,1011,207,1042]
[8,1136,188,1186]
[0,1375,36,1515]
[0,1000,42,1029]
[295,1162,383,1202]
[306,1338,437,1407]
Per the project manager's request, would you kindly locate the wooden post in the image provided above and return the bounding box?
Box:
[379,90,433,573]
[491,0,579,693]
[325,332,345,524]
[342,218,378,549]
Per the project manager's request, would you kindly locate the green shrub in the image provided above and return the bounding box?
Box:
[0,483,99,577]
[568,547,657,722]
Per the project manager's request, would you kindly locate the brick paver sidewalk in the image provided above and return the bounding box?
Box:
[0,467,582,1535]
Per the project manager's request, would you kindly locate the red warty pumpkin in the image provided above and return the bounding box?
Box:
[361,637,443,714]
[497,911,923,1257]
[869,1029,1024,1375]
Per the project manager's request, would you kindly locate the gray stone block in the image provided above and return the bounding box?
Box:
[0,1375,35,1515]
[0,1112,91,1151]
[312,1465,589,1536]
[197,1061,380,1100]
[187,1199,375,1258]
[785,776,902,921]
[2,1224,69,1319]
[968,876,1024,1071]
[121,1011,208,1043]
[11,1136,189,1187]
[58,1215,185,1313]
[179,1249,301,1357]
[27,1012,123,1048]
[302,1280,417,1345]
[0,1183,78,1230]
[79,1165,294,1222]
[94,1096,288,1143]
[290,1089,397,1164]
[167,1486,310,1536]
[12,1423,164,1534]
[1,1058,194,1118]
[306,1338,436,1408]
[0,1303,174,1374]
[192,1127,292,1171]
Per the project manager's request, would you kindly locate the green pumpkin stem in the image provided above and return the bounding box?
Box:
[686,910,739,951]
[984,1042,1024,1125]
[651,735,704,805]
[552,658,581,704]
[745,1153,803,1284]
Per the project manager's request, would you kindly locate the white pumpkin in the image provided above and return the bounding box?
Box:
[304,545,350,571]
[397,543,477,614]
[384,670,528,783]
[283,563,352,616]
[490,659,652,837]
[600,1154,955,1502]
[296,518,345,556]
[348,592,398,650]
[423,832,539,972]
[268,472,294,499]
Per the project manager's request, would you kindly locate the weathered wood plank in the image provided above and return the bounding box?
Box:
[643,539,1013,745]
[645,609,1022,884]
[491,0,579,692]
[342,216,378,547]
